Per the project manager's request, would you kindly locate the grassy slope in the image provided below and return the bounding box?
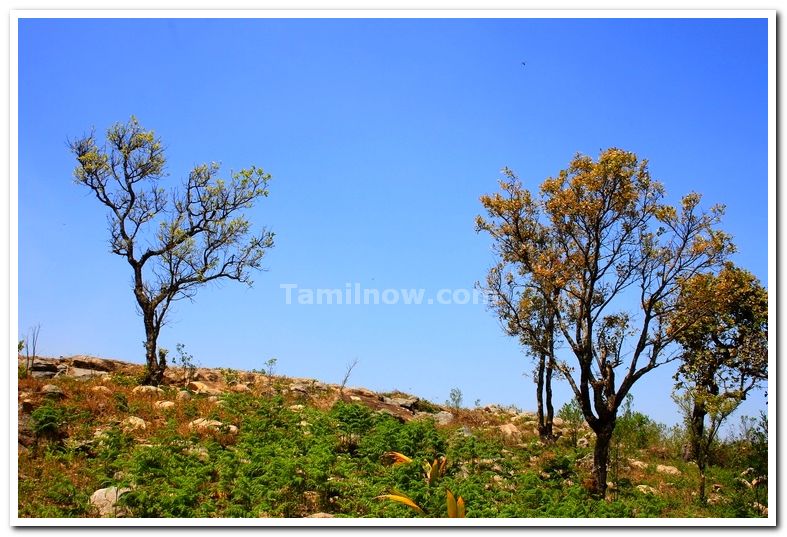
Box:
[17,363,767,519]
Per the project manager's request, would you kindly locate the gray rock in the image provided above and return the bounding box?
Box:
[383,396,419,409]
[132,385,164,396]
[289,383,310,395]
[656,464,681,476]
[186,381,222,396]
[41,384,65,398]
[27,360,58,378]
[30,360,58,373]
[71,356,114,372]
[69,367,104,379]
[636,484,658,495]
[498,423,521,438]
[90,486,131,517]
[90,385,113,396]
[122,416,147,432]
[433,411,455,425]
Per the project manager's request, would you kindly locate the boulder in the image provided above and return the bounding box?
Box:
[347,387,377,399]
[376,408,407,422]
[193,369,219,382]
[433,411,455,425]
[90,385,112,396]
[69,367,105,379]
[289,383,310,396]
[552,417,565,427]
[656,464,681,476]
[498,423,521,438]
[629,459,649,470]
[231,383,250,393]
[29,360,58,373]
[382,395,418,409]
[71,356,115,372]
[176,390,192,401]
[186,381,222,396]
[132,385,164,396]
[41,384,65,398]
[307,512,335,518]
[90,486,132,517]
[154,401,175,410]
[636,484,658,495]
[29,360,58,378]
[122,416,147,432]
[189,418,238,434]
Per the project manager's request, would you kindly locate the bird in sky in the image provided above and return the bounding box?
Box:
[521,61,526,67]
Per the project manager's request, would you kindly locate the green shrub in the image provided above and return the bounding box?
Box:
[31,403,69,441]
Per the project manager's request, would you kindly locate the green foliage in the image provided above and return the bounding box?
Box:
[557,398,585,445]
[220,368,240,385]
[446,388,464,410]
[173,343,198,384]
[610,395,665,483]
[264,357,277,376]
[18,380,768,519]
[70,117,274,383]
[31,402,69,440]
[30,401,79,440]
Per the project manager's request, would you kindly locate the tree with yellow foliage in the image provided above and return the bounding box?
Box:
[670,263,768,501]
[478,148,734,497]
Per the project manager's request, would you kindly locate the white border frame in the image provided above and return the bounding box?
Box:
[9,9,776,528]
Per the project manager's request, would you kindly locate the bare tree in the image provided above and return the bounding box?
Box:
[23,324,41,377]
[70,117,274,385]
[340,357,360,397]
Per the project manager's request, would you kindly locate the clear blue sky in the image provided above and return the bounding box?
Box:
[18,17,769,428]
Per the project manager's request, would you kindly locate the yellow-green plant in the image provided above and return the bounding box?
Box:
[379,452,464,517]
[376,490,466,518]
[383,451,447,485]
[423,456,447,485]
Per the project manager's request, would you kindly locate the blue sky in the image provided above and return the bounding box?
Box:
[18,17,769,427]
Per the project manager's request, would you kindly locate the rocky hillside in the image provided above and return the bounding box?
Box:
[17,356,767,519]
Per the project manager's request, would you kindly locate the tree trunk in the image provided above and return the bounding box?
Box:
[545,352,555,438]
[536,353,547,438]
[141,310,163,385]
[592,422,615,498]
[691,401,708,501]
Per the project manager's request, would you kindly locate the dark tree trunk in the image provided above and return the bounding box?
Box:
[141,310,163,385]
[545,348,555,438]
[537,317,557,441]
[592,422,615,498]
[691,400,708,501]
[536,353,547,438]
